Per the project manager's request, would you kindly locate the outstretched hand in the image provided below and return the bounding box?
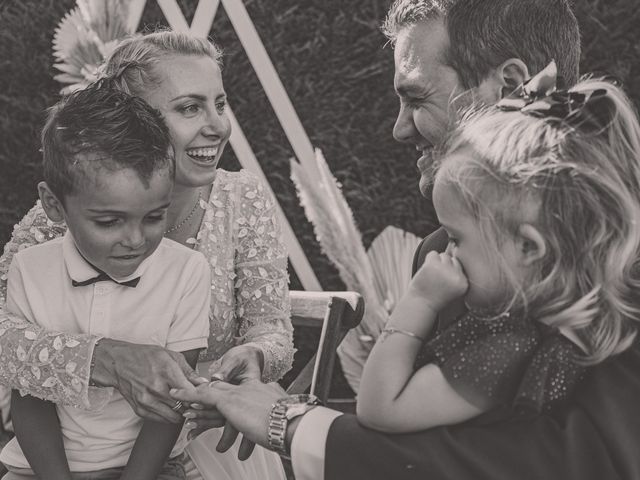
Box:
[171,379,286,451]
[91,338,201,423]
[187,344,265,459]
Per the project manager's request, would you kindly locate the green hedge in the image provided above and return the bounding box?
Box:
[1,0,639,394]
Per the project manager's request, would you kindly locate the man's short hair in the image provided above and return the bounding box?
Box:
[383,0,580,88]
[41,80,173,202]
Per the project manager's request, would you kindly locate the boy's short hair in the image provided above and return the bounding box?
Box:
[41,80,173,202]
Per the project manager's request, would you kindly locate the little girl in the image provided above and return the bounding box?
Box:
[358,62,640,433]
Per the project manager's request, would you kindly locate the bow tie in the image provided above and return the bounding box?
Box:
[71,272,140,288]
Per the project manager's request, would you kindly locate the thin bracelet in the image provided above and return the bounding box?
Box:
[380,327,425,342]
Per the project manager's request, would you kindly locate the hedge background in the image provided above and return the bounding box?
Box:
[1,0,639,397]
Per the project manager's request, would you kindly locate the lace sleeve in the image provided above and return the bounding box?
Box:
[232,173,295,383]
[0,202,107,409]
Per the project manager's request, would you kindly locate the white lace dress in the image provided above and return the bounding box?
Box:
[0,169,293,479]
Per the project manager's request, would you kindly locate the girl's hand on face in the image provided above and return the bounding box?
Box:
[410,251,469,312]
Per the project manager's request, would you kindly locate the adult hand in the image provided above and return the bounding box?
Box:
[183,400,257,460]
[190,344,265,459]
[172,379,286,450]
[208,343,264,384]
[91,338,202,423]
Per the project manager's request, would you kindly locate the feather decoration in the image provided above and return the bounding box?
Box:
[367,226,422,315]
[52,0,134,93]
[291,149,421,393]
[291,149,388,333]
[337,226,421,392]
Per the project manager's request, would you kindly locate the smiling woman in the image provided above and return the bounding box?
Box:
[144,55,231,193]
[0,30,293,480]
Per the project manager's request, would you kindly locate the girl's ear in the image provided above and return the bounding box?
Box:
[38,182,65,223]
[516,223,546,266]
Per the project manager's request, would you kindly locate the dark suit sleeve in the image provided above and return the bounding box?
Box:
[325,341,640,480]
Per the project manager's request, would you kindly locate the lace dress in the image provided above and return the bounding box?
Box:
[0,170,293,479]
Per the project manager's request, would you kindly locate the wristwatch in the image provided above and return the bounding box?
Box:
[268,394,321,456]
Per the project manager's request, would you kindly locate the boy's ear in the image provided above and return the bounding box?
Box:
[516,223,546,266]
[37,182,65,223]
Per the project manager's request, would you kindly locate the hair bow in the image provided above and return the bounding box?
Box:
[496,61,609,129]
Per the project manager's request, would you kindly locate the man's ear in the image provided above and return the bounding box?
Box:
[516,223,546,266]
[498,58,530,97]
[475,58,529,103]
[37,182,65,223]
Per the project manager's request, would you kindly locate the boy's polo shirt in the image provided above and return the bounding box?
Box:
[1,232,211,472]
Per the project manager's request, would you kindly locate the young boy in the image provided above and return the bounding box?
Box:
[0,83,211,480]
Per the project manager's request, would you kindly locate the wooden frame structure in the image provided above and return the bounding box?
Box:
[286,291,364,404]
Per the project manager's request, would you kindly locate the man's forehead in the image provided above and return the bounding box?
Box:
[393,19,449,93]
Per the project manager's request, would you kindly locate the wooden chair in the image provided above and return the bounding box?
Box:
[286,291,364,404]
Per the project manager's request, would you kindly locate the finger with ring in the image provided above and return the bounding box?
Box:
[208,374,225,387]
[172,400,184,412]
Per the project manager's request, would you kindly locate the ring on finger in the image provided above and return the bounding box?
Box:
[172,400,184,412]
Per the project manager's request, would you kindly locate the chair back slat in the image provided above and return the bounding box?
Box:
[287,291,364,404]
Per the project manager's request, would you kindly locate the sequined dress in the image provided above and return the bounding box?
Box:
[0,169,294,409]
[416,310,585,413]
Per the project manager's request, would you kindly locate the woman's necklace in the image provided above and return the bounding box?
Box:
[165,189,203,235]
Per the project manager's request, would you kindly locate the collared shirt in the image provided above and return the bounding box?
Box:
[1,232,211,472]
[291,407,342,480]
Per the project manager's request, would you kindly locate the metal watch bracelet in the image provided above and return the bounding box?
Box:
[267,394,321,456]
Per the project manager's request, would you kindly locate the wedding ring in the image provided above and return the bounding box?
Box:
[208,373,225,387]
[208,378,222,388]
[172,400,184,412]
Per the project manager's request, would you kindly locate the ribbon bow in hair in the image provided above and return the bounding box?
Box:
[496,61,609,130]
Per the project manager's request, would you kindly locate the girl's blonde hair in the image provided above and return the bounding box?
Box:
[100,30,223,96]
[437,78,640,364]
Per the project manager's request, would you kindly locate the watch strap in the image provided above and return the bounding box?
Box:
[267,394,320,456]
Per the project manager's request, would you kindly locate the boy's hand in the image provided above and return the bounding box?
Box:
[409,251,468,312]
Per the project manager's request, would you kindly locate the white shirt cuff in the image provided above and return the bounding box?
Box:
[291,406,343,480]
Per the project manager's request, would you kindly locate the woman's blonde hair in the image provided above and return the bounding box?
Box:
[100,30,223,96]
[437,78,640,364]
